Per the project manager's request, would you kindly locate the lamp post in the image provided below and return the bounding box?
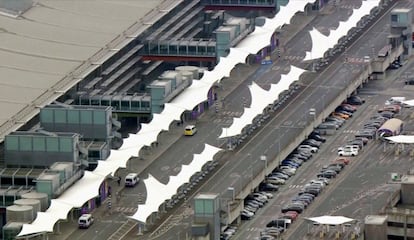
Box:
[260,155,267,179]
[309,108,316,127]
[227,187,235,202]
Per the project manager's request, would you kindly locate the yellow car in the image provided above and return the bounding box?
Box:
[332,112,350,120]
[184,125,197,136]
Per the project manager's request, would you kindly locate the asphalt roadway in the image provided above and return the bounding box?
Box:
[59,0,413,239]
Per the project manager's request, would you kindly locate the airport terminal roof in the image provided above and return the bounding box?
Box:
[0,0,181,142]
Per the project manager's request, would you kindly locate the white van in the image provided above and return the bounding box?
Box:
[78,214,94,229]
[125,173,139,187]
[385,97,406,106]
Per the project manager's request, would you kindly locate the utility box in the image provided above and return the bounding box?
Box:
[35,172,60,199]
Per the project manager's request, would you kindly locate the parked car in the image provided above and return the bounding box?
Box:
[334,158,350,165]
[241,209,254,220]
[317,170,337,179]
[336,109,353,117]
[378,105,401,114]
[337,104,356,113]
[341,103,358,111]
[259,183,279,192]
[309,179,327,187]
[283,211,298,221]
[379,111,395,119]
[289,153,308,161]
[355,129,376,139]
[338,148,359,156]
[346,95,365,105]
[325,116,345,126]
[303,139,322,147]
[269,172,289,180]
[279,166,297,175]
[266,219,291,228]
[338,145,360,152]
[332,112,350,120]
[266,177,286,185]
[308,133,326,142]
[281,204,304,214]
[297,145,318,153]
[347,139,364,149]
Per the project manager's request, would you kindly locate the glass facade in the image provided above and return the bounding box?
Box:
[5,135,74,153]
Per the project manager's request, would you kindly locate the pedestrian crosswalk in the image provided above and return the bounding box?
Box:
[288,184,303,189]
[340,4,360,10]
[213,118,234,124]
[283,55,303,61]
[342,130,359,134]
[246,227,262,232]
[114,206,137,213]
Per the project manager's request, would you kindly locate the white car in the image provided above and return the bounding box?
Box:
[309,179,327,187]
[266,177,286,185]
[298,145,318,153]
[241,209,254,217]
[338,148,358,157]
[279,166,296,175]
[259,192,274,199]
[337,145,360,152]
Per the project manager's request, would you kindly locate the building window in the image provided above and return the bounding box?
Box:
[388,221,404,228]
[33,137,46,151]
[40,109,54,123]
[5,136,19,151]
[391,14,399,23]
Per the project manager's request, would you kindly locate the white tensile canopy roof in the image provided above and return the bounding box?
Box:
[19,0,317,236]
[219,66,306,138]
[129,144,222,223]
[305,0,381,60]
[402,99,414,106]
[306,216,355,225]
[385,135,414,144]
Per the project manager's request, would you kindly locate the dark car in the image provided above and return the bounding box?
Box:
[289,153,308,161]
[347,96,365,105]
[388,62,400,69]
[355,137,369,145]
[355,129,376,139]
[317,170,337,179]
[300,188,319,197]
[405,79,414,85]
[292,150,312,159]
[308,133,326,143]
[337,105,356,113]
[266,219,291,228]
[347,140,364,149]
[281,205,304,214]
[303,139,322,147]
[259,183,279,192]
[379,111,394,119]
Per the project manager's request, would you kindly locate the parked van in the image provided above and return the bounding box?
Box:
[184,125,197,136]
[125,173,139,187]
[78,214,94,229]
[385,97,406,106]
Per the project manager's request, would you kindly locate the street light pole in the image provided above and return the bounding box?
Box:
[260,155,267,179]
